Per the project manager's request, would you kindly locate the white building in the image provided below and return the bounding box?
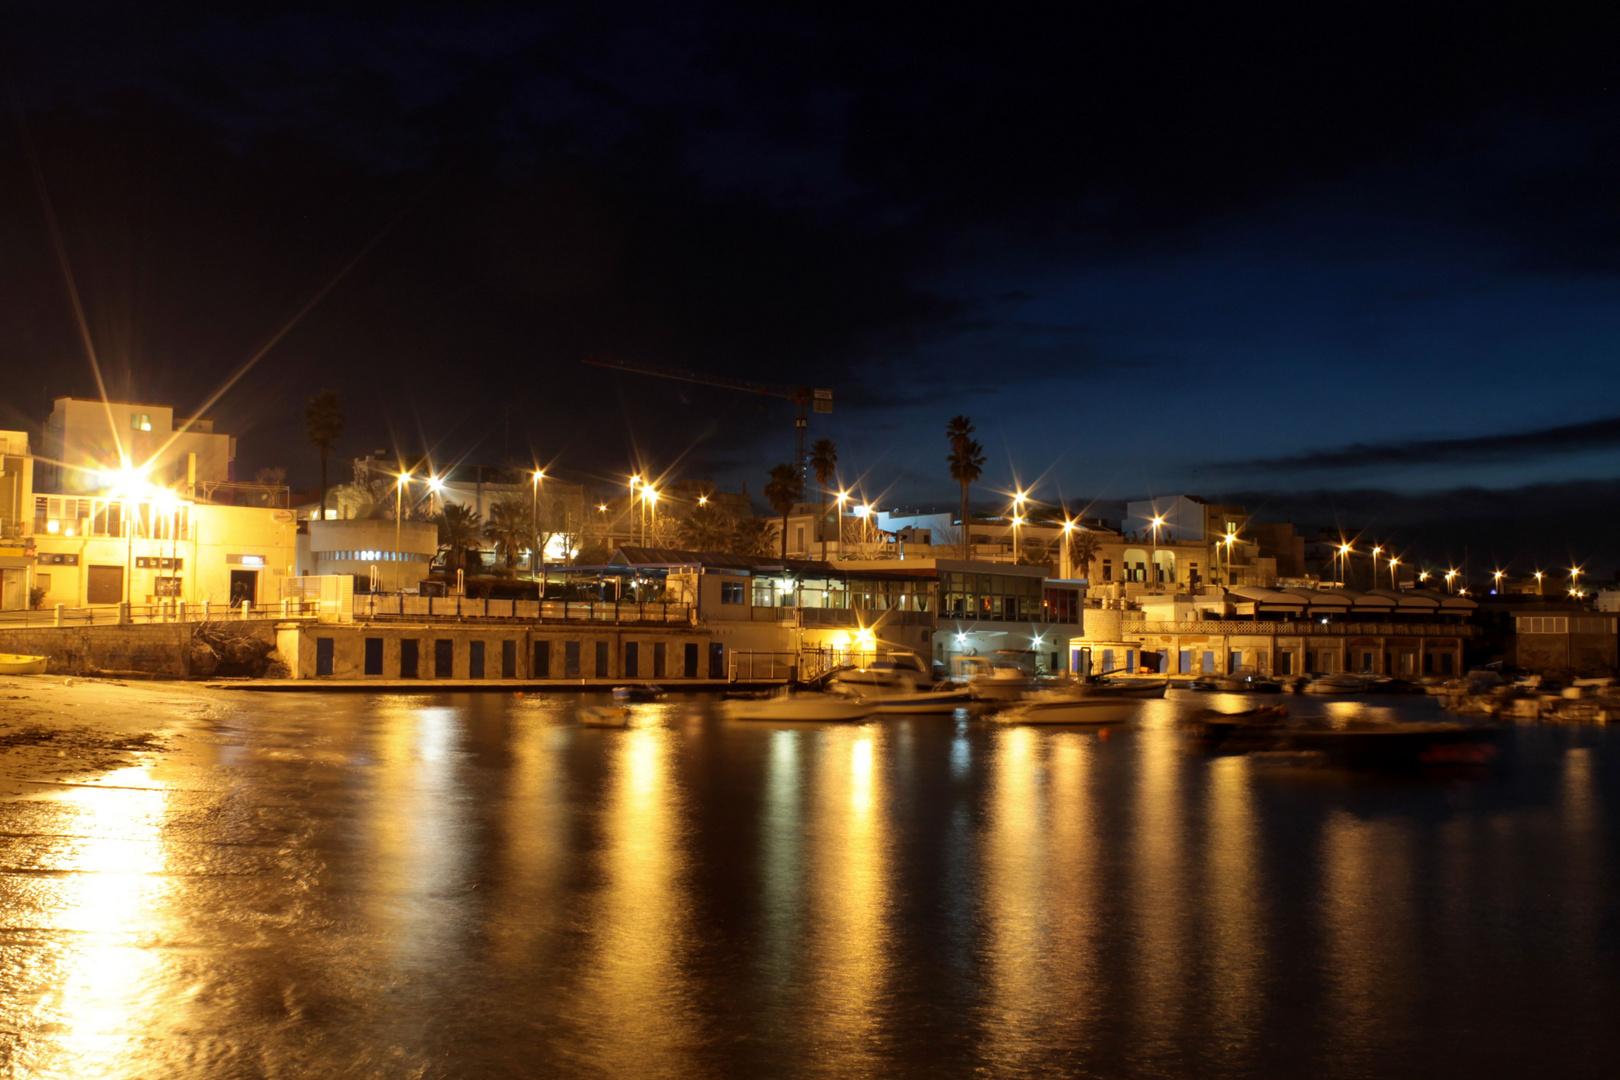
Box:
[38,398,235,496]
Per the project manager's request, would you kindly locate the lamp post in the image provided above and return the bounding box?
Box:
[1570,566,1582,594]
[1388,557,1399,589]
[395,471,410,589]
[1223,532,1235,588]
[1370,545,1382,592]
[1534,570,1543,595]
[1012,492,1027,565]
[1150,514,1165,590]
[1419,569,1430,585]
[1492,569,1504,595]
[629,475,641,546]
[645,488,659,544]
[1337,543,1351,587]
[531,470,543,576]
[1060,519,1074,579]
[1445,568,1458,594]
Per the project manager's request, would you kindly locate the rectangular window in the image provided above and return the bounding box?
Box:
[502,640,517,678]
[1440,653,1455,676]
[721,581,745,604]
[565,641,581,678]
[1102,560,1112,581]
[533,640,551,679]
[364,638,384,675]
[435,639,454,678]
[400,639,419,678]
[1180,649,1192,674]
[709,642,725,679]
[35,572,51,594]
[469,640,485,679]
[315,637,334,677]
[595,640,609,677]
[1101,649,1115,673]
[653,641,666,678]
[625,642,639,678]
[1277,650,1293,675]
[1125,649,1136,673]
[1202,650,1214,674]
[684,642,699,677]
[794,525,805,551]
[131,412,152,431]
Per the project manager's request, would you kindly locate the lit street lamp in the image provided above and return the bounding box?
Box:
[1370,545,1382,591]
[1492,569,1504,595]
[1445,568,1458,594]
[1013,492,1027,565]
[1060,518,1074,579]
[531,470,544,576]
[1534,570,1544,595]
[1387,557,1399,589]
[1337,543,1352,587]
[1150,514,1165,589]
[395,471,410,588]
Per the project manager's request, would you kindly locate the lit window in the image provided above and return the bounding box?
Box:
[131,413,152,432]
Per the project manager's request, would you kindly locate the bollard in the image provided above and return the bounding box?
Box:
[241,599,251,620]
[177,601,187,622]
[118,601,131,625]
[54,603,65,627]
[202,600,211,622]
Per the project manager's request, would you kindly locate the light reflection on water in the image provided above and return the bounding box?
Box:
[2,690,1619,1079]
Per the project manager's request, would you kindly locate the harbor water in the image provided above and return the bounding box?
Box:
[1,690,1617,1078]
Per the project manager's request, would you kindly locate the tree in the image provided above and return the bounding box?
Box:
[1068,529,1103,581]
[764,462,804,559]
[678,503,736,551]
[808,437,838,561]
[946,415,986,559]
[484,496,533,572]
[304,390,344,520]
[729,515,776,557]
[252,466,288,508]
[435,502,483,577]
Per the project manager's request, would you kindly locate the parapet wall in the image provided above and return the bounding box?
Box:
[0,624,196,676]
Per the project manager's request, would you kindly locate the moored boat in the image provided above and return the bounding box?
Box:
[1304,673,1372,695]
[1078,676,1168,699]
[869,687,973,714]
[722,693,875,722]
[612,683,666,703]
[0,653,47,675]
[990,693,1134,725]
[579,704,631,727]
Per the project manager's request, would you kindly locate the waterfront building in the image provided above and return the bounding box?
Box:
[295,518,440,593]
[1076,585,1476,677]
[37,397,236,496]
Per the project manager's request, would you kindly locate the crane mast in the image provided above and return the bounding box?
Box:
[582,358,832,472]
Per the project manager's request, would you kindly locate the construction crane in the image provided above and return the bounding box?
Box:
[582,358,833,473]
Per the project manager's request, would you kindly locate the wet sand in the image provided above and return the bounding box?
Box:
[0,676,229,797]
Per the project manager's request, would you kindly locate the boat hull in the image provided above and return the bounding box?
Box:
[870,690,973,714]
[579,704,631,727]
[0,654,46,675]
[723,697,875,722]
[992,697,1135,725]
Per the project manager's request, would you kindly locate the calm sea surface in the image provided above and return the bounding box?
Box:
[1,690,1617,1079]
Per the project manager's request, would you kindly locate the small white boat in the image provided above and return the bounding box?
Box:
[0,653,47,675]
[1304,673,1372,695]
[992,694,1134,725]
[722,693,875,722]
[612,683,666,703]
[869,687,973,714]
[831,651,932,696]
[579,704,631,727]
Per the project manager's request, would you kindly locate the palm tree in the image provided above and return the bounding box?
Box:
[764,463,804,559]
[1067,529,1103,581]
[729,515,776,557]
[808,437,838,561]
[435,501,483,577]
[678,503,735,551]
[946,415,985,559]
[304,390,344,520]
[483,496,532,571]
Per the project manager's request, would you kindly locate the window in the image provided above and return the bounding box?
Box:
[1102,559,1113,581]
[653,641,666,678]
[400,639,419,678]
[721,581,745,604]
[1517,616,1570,634]
[625,642,639,678]
[434,640,454,678]
[794,525,805,552]
[35,573,50,594]
[565,641,581,678]
[315,637,334,677]
[502,640,517,678]
[595,640,609,677]
[533,640,551,678]
[709,642,725,678]
[131,413,152,431]
[684,642,700,677]
[469,640,485,679]
[364,638,383,676]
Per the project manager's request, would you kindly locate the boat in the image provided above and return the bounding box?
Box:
[952,656,1039,702]
[1077,675,1168,699]
[1183,706,1504,768]
[1303,673,1371,695]
[722,693,875,722]
[832,651,933,696]
[579,704,631,727]
[1213,672,1283,693]
[990,692,1135,725]
[868,687,973,714]
[1366,677,1425,695]
[612,683,666,703]
[0,654,47,675]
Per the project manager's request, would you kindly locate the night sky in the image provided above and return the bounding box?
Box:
[6,4,1620,571]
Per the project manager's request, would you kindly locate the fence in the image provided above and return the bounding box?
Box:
[348,593,694,624]
[1123,618,1476,637]
[0,599,319,628]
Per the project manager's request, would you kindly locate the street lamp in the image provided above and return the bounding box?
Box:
[629,475,641,545]
[1387,557,1399,589]
[531,470,544,576]
[1445,568,1458,594]
[1370,545,1382,591]
[1337,543,1352,587]
[1150,514,1165,589]
[1223,532,1236,588]
[1534,570,1544,595]
[1060,519,1075,579]
[1012,492,1028,565]
[645,487,659,544]
[1419,569,1430,584]
[395,471,411,588]
[1492,569,1504,595]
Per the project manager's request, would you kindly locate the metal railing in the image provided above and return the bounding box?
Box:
[348,593,694,624]
[0,599,320,628]
[1123,618,1475,637]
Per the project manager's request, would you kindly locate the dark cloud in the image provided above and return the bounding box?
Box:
[1214,416,1620,473]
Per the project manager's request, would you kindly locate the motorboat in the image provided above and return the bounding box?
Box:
[1077,675,1168,699]
[722,693,875,722]
[1366,677,1425,695]
[1303,673,1372,695]
[1213,672,1283,693]
[990,692,1134,725]
[869,686,973,714]
[612,683,667,703]
[831,651,932,696]
[0,654,47,675]
[951,656,1038,702]
[579,704,631,727]
[1183,706,1504,768]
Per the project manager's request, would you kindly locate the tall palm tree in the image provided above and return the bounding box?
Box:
[1068,529,1103,581]
[946,415,985,559]
[304,390,344,520]
[435,501,483,577]
[808,437,838,561]
[764,463,804,559]
[729,515,775,557]
[678,503,735,551]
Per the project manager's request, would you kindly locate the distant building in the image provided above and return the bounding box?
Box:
[38,397,235,496]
